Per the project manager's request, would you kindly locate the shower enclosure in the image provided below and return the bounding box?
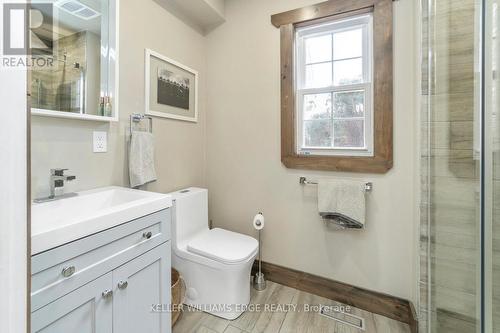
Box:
[420,0,499,332]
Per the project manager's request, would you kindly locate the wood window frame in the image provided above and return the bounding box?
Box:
[272,0,393,173]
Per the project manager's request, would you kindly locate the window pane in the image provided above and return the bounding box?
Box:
[305,62,332,88]
[333,58,363,85]
[304,119,332,147]
[303,93,332,120]
[305,34,332,64]
[333,90,365,118]
[333,119,364,148]
[333,28,363,60]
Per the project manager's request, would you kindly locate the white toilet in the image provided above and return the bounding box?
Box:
[169,187,258,320]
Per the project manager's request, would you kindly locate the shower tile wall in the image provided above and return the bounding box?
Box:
[420,0,480,332]
[31,31,90,113]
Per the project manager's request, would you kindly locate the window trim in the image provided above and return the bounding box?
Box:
[272,0,393,173]
[295,14,374,157]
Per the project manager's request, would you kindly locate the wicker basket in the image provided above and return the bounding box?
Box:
[171,268,183,326]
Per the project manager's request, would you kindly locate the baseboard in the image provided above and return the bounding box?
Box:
[252,261,418,333]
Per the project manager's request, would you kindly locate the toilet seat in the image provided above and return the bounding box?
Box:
[187,228,258,264]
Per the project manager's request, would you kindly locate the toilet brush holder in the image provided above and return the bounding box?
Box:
[253,222,266,291]
[253,271,266,291]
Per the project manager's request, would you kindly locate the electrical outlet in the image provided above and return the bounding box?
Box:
[93,131,107,153]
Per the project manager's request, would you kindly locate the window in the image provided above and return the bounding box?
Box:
[295,15,373,157]
[272,0,393,173]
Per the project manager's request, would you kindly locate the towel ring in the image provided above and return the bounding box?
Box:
[130,113,153,136]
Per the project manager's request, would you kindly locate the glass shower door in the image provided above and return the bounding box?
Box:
[421,0,500,332]
[420,0,483,332]
[485,1,499,332]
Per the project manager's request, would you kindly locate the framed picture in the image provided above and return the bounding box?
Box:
[145,49,198,122]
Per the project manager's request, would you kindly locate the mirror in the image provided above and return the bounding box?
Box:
[30,0,118,121]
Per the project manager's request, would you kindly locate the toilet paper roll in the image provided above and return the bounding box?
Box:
[253,213,265,230]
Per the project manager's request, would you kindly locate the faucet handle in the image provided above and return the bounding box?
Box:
[51,168,68,176]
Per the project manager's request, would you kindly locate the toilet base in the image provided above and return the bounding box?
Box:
[173,252,256,320]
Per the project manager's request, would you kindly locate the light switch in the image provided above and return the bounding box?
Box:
[93,131,107,153]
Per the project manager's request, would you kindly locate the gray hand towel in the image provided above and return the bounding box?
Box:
[317,180,366,229]
[129,131,157,188]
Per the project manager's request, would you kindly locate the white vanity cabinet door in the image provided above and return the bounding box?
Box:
[112,243,171,333]
[31,272,113,333]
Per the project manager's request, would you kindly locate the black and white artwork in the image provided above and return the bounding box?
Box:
[157,69,190,110]
[146,49,198,122]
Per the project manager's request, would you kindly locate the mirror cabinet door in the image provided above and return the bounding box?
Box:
[30,0,118,121]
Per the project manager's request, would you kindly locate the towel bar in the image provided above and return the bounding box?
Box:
[299,177,373,193]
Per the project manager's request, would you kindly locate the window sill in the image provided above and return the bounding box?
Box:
[298,149,374,157]
[282,154,393,173]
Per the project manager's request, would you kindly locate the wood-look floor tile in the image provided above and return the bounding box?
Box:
[373,313,411,333]
[280,290,410,333]
[250,283,297,333]
[231,282,279,331]
[173,307,229,333]
[174,283,411,333]
[196,325,221,333]
[280,291,345,333]
[224,325,248,333]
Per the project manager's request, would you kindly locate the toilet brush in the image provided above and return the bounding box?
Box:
[253,213,266,291]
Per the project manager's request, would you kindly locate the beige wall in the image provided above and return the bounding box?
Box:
[30,0,419,302]
[205,0,225,17]
[31,0,207,198]
[205,0,418,301]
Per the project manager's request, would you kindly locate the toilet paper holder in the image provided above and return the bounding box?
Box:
[253,212,266,291]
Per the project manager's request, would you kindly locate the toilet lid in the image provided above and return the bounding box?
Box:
[187,228,258,264]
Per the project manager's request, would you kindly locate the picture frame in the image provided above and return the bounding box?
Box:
[145,49,198,122]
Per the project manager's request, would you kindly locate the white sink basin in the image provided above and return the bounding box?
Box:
[31,186,172,255]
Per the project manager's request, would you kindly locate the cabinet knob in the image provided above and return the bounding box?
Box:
[117,280,128,290]
[102,289,113,300]
[142,231,152,239]
[61,266,76,278]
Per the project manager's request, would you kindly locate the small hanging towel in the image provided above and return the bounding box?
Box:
[317,180,366,229]
[129,131,157,188]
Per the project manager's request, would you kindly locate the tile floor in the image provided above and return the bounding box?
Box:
[173,281,411,333]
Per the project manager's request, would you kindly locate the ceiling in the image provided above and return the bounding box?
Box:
[32,0,103,41]
[154,0,226,35]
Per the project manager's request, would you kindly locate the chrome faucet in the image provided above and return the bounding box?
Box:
[34,168,77,203]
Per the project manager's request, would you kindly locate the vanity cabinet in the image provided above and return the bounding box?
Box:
[31,209,171,333]
[31,272,113,332]
[113,243,170,333]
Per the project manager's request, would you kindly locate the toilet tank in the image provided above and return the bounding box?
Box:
[170,188,209,245]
